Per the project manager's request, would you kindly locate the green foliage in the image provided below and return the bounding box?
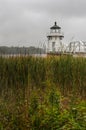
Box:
[48,87,60,109]
[0,88,86,129]
[29,93,39,115]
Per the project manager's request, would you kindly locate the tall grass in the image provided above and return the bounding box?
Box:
[0,56,86,97]
[0,55,86,129]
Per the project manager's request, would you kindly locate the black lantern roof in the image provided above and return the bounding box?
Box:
[50,22,61,29]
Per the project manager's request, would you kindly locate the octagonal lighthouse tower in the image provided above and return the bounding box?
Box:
[47,22,64,54]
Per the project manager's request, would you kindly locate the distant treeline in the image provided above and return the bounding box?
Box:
[0,46,45,55]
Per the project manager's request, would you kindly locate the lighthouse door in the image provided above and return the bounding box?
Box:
[52,42,55,52]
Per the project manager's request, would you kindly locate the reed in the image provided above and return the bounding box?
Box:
[0,56,86,97]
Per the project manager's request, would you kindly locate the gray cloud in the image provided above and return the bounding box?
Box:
[0,0,86,46]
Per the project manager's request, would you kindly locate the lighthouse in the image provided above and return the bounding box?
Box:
[47,22,64,54]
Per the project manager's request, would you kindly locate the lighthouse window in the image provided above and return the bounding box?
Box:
[52,42,55,52]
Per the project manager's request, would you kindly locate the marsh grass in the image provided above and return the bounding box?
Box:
[0,55,86,129]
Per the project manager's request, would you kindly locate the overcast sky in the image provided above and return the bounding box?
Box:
[0,0,86,47]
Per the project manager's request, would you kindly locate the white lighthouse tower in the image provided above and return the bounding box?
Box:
[47,22,64,54]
